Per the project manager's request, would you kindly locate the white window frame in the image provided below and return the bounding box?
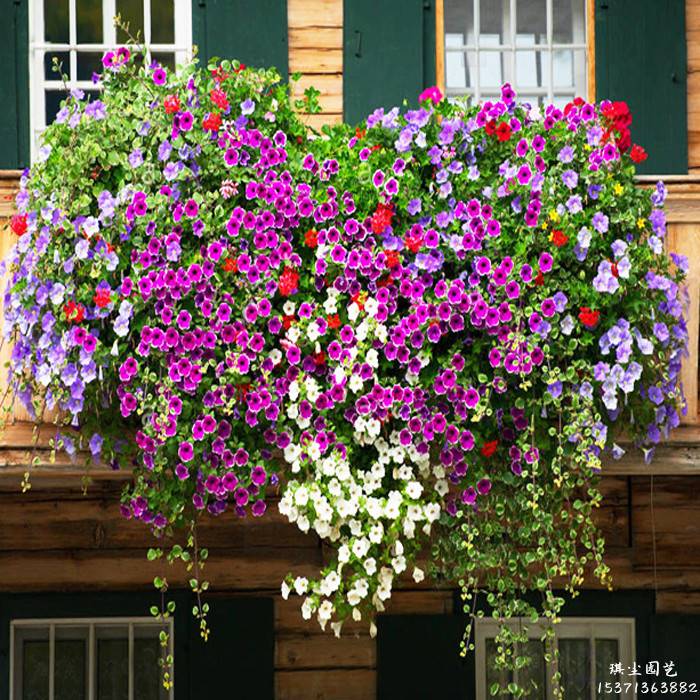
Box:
[28,0,193,160]
[475,617,636,700]
[444,0,587,103]
[9,616,175,700]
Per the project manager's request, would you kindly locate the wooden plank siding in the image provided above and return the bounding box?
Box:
[288,0,344,130]
[0,475,699,699]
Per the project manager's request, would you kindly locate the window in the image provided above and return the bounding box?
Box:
[444,0,587,106]
[475,617,636,699]
[28,0,192,158]
[10,617,174,700]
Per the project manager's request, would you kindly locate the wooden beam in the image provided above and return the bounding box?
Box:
[276,669,375,700]
[435,0,445,96]
[586,0,596,101]
[0,546,321,591]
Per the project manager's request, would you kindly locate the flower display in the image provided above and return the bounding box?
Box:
[3,45,687,678]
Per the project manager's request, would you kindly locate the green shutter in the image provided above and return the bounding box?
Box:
[649,616,700,696]
[595,0,687,174]
[343,0,436,125]
[191,0,288,78]
[377,614,470,700]
[0,0,29,169]
[187,596,274,700]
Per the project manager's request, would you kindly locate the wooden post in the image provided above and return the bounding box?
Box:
[435,0,445,97]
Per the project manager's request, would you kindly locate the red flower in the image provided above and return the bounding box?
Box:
[210,88,229,110]
[404,232,423,253]
[210,66,230,83]
[313,350,326,366]
[93,289,111,309]
[534,271,545,286]
[484,119,497,136]
[164,94,180,114]
[552,229,569,247]
[601,101,632,152]
[63,301,85,324]
[304,229,318,247]
[202,112,222,132]
[233,63,246,74]
[385,250,400,268]
[578,307,601,328]
[282,314,296,330]
[222,257,238,272]
[496,122,512,142]
[611,262,619,278]
[278,267,299,297]
[326,314,341,329]
[480,440,499,458]
[630,144,648,163]
[10,214,27,236]
[351,291,367,311]
[371,203,394,234]
[355,127,366,140]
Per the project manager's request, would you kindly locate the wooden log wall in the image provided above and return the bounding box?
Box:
[288,0,343,130]
[0,472,699,699]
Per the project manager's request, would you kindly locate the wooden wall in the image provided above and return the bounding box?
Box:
[0,470,699,699]
[288,0,343,130]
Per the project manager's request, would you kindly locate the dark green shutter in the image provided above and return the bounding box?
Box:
[191,0,288,78]
[377,614,470,700]
[595,0,687,174]
[343,0,436,125]
[0,0,29,169]
[187,596,274,700]
[649,616,700,698]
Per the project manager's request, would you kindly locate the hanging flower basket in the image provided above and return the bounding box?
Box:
[3,44,688,693]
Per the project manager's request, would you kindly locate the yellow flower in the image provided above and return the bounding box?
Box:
[549,210,559,222]
[637,217,646,229]
[613,183,624,196]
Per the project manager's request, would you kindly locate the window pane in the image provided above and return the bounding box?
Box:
[518,94,544,107]
[117,0,145,42]
[77,53,105,81]
[445,0,475,44]
[517,0,547,44]
[485,638,514,698]
[55,639,87,700]
[595,639,621,700]
[516,50,545,88]
[45,1,69,43]
[134,626,166,700]
[151,0,175,43]
[44,52,70,81]
[22,640,50,700]
[480,34,505,88]
[559,638,591,700]
[554,0,586,43]
[45,91,66,126]
[553,49,574,87]
[97,637,128,700]
[151,52,176,71]
[480,0,509,44]
[518,639,546,696]
[76,0,103,43]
